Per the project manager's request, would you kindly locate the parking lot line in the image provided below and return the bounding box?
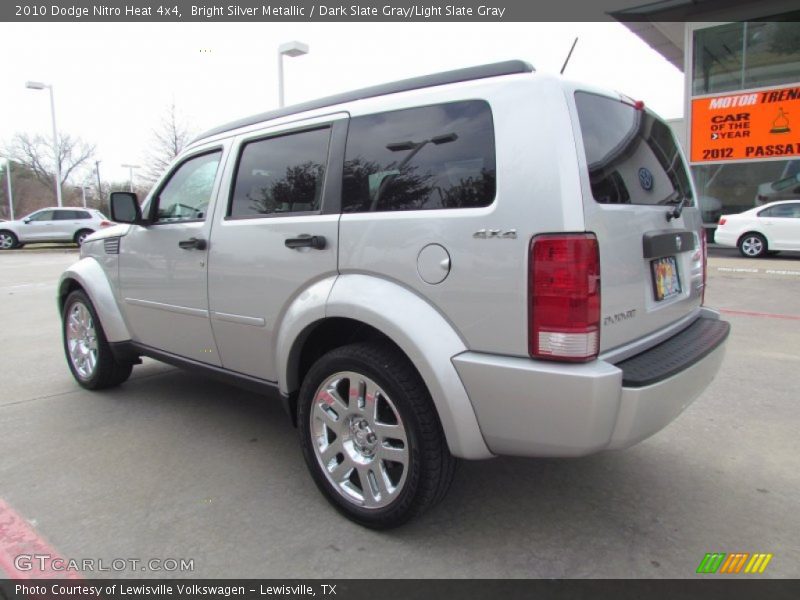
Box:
[0,498,82,579]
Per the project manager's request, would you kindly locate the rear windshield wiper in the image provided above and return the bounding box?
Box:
[663,191,685,222]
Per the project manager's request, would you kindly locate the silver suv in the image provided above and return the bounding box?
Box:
[0,207,112,249]
[58,61,729,528]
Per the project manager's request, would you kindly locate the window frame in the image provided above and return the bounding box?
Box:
[146,147,225,226]
[225,122,339,221]
[758,203,800,218]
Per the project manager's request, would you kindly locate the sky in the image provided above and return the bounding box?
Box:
[0,21,684,185]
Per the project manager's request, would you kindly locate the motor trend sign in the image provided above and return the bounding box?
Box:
[691,84,800,163]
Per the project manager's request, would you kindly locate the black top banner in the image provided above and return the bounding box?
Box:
[1,0,796,22]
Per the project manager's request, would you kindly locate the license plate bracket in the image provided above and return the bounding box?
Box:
[651,256,682,301]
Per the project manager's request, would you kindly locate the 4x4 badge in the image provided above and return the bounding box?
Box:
[473,228,517,239]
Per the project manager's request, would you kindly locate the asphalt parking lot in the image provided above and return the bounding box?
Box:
[1,246,799,578]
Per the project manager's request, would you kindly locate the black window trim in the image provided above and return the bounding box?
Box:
[147,146,225,226]
[225,121,341,221]
[342,98,498,214]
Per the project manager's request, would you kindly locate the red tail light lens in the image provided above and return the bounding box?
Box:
[100,220,112,228]
[718,217,727,226]
[529,233,600,362]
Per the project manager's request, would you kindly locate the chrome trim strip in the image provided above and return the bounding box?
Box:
[211,311,266,327]
[124,297,208,318]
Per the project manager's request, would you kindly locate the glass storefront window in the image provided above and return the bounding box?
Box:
[692,159,800,224]
[744,22,800,89]
[693,23,744,95]
[692,21,800,95]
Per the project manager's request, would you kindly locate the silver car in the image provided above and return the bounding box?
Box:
[0,207,112,249]
[57,61,729,528]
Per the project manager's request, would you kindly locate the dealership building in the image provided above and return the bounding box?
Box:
[616,1,800,236]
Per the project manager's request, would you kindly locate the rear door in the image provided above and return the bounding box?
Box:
[571,90,704,353]
[207,114,346,382]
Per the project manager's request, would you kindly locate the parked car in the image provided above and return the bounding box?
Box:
[57,61,729,528]
[0,207,113,249]
[715,200,800,257]
[755,173,800,206]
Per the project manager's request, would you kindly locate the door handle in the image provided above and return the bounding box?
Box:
[285,234,326,250]
[178,237,207,250]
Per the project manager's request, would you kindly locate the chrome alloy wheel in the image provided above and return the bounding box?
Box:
[741,235,764,257]
[76,231,91,245]
[0,232,14,249]
[310,371,409,509]
[66,302,99,380]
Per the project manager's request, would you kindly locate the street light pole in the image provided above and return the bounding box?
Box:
[121,164,141,193]
[3,158,14,221]
[25,81,63,207]
[277,41,309,108]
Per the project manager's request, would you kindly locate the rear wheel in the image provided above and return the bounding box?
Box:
[298,342,456,529]
[738,232,767,258]
[63,290,133,389]
[0,230,18,250]
[74,229,94,246]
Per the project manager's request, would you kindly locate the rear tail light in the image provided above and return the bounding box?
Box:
[100,220,112,228]
[718,217,727,226]
[528,233,600,362]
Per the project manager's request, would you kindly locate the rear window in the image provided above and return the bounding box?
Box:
[575,91,693,207]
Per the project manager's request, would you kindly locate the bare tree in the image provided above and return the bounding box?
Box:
[145,102,194,183]
[4,132,95,190]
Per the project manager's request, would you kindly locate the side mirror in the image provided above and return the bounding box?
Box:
[109,191,144,224]
[23,218,31,224]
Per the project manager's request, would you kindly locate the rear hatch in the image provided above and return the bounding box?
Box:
[571,90,704,353]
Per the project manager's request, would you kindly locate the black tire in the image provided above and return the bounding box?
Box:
[62,290,133,389]
[738,232,767,258]
[0,230,18,250]
[298,342,456,529]
[74,229,94,246]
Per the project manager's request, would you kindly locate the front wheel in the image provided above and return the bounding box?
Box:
[74,229,94,246]
[298,342,456,529]
[0,230,18,250]
[63,290,133,389]
[738,233,767,258]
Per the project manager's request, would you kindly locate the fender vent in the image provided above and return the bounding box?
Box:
[104,237,120,254]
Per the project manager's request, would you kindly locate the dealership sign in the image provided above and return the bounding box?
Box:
[691,84,800,162]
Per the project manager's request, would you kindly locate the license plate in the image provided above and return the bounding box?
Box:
[651,256,682,301]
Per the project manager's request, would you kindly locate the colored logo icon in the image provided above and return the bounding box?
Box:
[696,552,773,574]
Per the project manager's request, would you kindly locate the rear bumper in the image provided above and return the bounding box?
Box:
[453,309,729,457]
[712,228,737,248]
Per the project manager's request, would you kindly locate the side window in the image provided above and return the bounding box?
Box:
[342,101,496,213]
[55,210,83,220]
[154,151,222,223]
[761,204,799,218]
[229,127,331,218]
[28,210,55,222]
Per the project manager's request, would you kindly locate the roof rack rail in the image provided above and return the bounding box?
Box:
[193,59,534,142]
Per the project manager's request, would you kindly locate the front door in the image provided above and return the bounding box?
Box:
[207,115,347,381]
[118,142,229,364]
[20,209,59,241]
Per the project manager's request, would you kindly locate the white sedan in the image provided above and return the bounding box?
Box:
[715,200,800,258]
